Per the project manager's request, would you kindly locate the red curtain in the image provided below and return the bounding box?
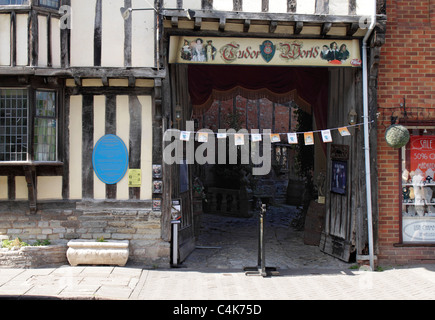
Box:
[188,65,329,132]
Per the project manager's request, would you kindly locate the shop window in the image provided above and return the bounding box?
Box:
[0,0,59,8]
[0,89,28,161]
[0,0,28,4]
[38,0,59,9]
[0,88,58,163]
[401,127,435,243]
[34,90,57,161]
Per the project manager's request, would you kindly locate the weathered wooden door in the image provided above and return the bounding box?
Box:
[170,65,196,263]
[319,68,377,262]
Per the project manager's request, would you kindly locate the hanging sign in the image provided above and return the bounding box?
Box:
[169,36,361,67]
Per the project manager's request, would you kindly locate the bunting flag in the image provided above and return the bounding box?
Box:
[217,133,227,139]
[321,130,332,143]
[251,133,262,142]
[287,133,298,144]
[304,132,314,145]
[197,132,208,142]
[234,134,245,146]
[180,131,190,141]
[173,121,371,144]
[270,134,280,143]
[338,127,351,136]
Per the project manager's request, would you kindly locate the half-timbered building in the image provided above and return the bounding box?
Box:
[0,0,387,266]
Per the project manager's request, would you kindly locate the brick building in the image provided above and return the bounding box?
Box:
[377,0,435,264]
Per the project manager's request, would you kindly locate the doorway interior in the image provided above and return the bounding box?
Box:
[171,64,346,269]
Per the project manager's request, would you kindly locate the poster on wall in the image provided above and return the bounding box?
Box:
[331,160,347,195]
[153,198,162,211]
[170,36,362,67]
[128,169,142,188]
[410,135,435,174]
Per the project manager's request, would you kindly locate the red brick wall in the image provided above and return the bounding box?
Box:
[377,0,435,264]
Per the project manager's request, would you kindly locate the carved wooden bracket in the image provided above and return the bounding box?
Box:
[23,166,37,214]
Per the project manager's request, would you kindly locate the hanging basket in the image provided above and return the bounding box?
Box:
[385,124,410,148]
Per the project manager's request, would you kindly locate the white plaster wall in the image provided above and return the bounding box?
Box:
[70,0,96,67]
[15,177,27,200]
[0,14,11,66]
[102,0,125,67]
[16,14,28,66]
[296,0,316,14]
[213,0,233,11]
[51,17,61,68]
[37,177,63,200]
[163,0,178,8]
[38,15,48,67]
[329,0,350,15]
[132,0,155,67]
[356,0,376,16]
[182,0,202,10]
[0,176,7,200]
[269,0,288,13]
[243,0,262,12]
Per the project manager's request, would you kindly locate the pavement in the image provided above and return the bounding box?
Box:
[1,264,435,300]
[1,206,435,301]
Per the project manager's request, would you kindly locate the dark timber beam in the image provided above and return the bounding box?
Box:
[294,21,303,34]
[194,17,202,31]
[269,21,278,33]
[347,23,359,36]
[219,17,226,32]
[321,22,332,35]
[24,166,36,214]
[243,19,251,32]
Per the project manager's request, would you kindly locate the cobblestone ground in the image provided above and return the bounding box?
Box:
[183,204,351,270]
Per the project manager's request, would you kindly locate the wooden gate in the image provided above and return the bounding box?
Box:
[170,65,196,263]
[319,68,378,262]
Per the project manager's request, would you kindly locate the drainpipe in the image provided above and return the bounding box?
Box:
[362,2,377,271]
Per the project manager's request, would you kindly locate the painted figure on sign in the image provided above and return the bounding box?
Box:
[192,38,206,62]
[338,44,350,62]
[181,39,192,61]
[205,40,217,62]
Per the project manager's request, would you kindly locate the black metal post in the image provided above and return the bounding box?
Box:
[244,199,279,277]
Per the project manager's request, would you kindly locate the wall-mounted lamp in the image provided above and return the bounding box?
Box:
[120,7,195,20]
[348,109,357,125]
[175,105,182,122]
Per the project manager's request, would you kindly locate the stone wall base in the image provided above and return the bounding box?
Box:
[0,245,68,268]
[0,201,170,267]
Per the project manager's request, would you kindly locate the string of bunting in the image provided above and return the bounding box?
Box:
[170,121,374,146]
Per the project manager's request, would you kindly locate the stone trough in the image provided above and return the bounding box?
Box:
[66,240,129,267]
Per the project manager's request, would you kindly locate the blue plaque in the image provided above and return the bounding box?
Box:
[92,134,129,185]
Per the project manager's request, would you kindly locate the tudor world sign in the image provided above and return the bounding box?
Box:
[169,36,362,67]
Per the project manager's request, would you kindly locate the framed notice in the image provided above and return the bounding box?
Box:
[153,180,163,194]
[152,164,162,179]
[153,198,162,211]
